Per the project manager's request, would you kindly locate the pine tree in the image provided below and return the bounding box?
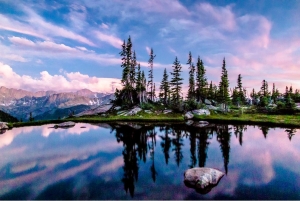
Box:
[159,68,170,104]
[141,71,147,103]
[136,63,142,103]
[120,40,128,86]
[195,56,207,102]
[208,81,214,100]
[260,80,269,97]
[130,51,137,89]
[218,58,230,106]
[237,74,246,104]
[148,48,156,101]
[170,57,183,104]
[187,52,195,100]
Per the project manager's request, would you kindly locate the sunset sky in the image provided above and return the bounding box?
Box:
[0,0,299,95]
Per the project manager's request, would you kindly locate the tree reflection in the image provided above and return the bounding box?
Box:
[258,126,270,138]
[285,128,297,141]
[233,125,247,146]
[159,126,171,165]
[216,125,231,175]
[171,127,184,167]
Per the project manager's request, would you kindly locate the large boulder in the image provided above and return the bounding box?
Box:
[206,105,218,111]
[0,122,8,130]
[118,107,142,116]
[184,167,224,194]
[184,111,194,120]
[192,109,210,116]
[193,121,209,127]
[204,99,212,105]
[54,121,75,128]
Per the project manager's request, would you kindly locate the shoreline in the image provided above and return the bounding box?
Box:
[7,113,300,129]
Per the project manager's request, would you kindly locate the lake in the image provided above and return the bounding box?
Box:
[0,122,299,200]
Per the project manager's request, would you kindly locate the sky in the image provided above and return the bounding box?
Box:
[0,0,300,95]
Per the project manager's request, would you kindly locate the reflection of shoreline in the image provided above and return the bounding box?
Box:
[0,123,299,199]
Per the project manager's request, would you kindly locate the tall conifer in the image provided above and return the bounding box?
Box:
[218,58,230,106]
[187,52,195,100]
[148,48,156,101]
[159,68,170,104]
[170,57,183,104]
[196,56,207,101]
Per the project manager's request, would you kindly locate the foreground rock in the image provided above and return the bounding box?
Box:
[193,121,209,127]
[192,109,210,116]
[163,109,172,114]
[75,104,113,117]
[0,122,8,130]
[184,112,194,120]
[184,167,224,194]
[54,121,75,128]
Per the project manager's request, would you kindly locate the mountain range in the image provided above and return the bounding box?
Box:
[0,86,114,121]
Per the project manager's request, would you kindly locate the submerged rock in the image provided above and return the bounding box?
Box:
[54,121,75,128]
[184,167,224,194]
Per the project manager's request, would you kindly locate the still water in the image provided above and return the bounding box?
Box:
[0,122,299,200]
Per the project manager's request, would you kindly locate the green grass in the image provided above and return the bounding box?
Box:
[8,110,300,129]
[194,112,300,128]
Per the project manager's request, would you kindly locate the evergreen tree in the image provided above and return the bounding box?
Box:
[141,71,147,103]
[120,40,128,86]
[136,63,143,103]
[159,68,170,104]
[187,52,195,100]
[237,74,246,104]
[148,48,156,101]
[195,56,207,101]
[130,51,137,88]
[208,81,214,100]
[218,58,230,106]
[170,57,183,105]
[260,80,269,97]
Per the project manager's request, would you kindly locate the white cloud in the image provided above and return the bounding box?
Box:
[145,46,151,54]
[0,62,122,93]
[94,31,123,48]
[3,54,29,62]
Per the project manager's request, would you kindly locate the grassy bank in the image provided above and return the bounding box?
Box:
[194,113,300,128]
[8,111,300,128]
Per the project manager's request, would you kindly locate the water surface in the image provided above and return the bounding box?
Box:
[0,122,299,199]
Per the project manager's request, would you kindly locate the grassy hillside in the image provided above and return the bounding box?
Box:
[0,110,19,122]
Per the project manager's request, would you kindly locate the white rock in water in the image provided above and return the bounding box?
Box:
[55,121,76,128]
[0,122,8,130]
[184,167,224,194]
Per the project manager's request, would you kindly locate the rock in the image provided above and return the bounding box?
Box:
[144,110,152,114]
[204,99,212,105]
[193,121,209,127]
[0,122,8,130]
[75,104,113,117]
[184,111,194,120]
[185,120,194,126]
[54,121,75,128]
[127,107,142,116]
[192,109,210,116]
[268,104,277,108]
[114,106,121,111]
[100,113,108,117]
[206,105,218,110]
[163,109,172,114]
[184,167,225,194]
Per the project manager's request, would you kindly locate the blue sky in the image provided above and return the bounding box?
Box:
[0,0,299,95]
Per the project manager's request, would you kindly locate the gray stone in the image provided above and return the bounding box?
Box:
[144,110,153,114]
[204,99,212,105]
[54,121,75,128]
[184,167,224,194]
[114,106,121,111]
[192,109,210,116]
[206,105,218,110]
[163,109,172,114]
[0,122,8,130]
[75,104,113,117]
[184,111,194,120]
